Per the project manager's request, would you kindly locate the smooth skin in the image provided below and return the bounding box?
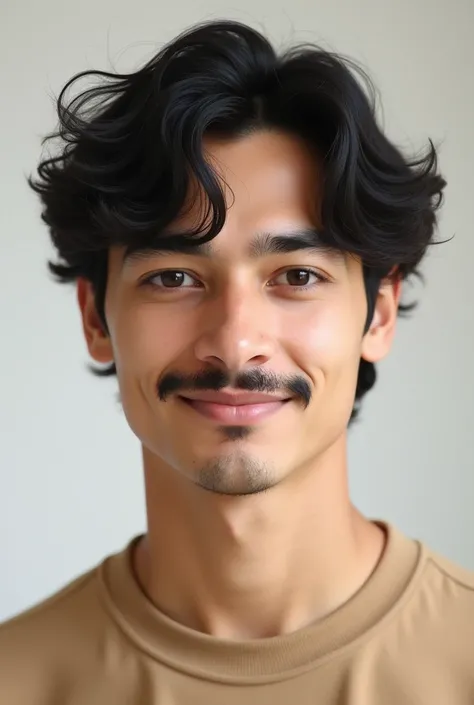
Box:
[78,130,401,640]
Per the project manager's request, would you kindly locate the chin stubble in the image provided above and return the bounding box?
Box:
[195,452,276,496]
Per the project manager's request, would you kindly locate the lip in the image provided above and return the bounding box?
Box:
[179,391,290,405]
[179,392,290,424]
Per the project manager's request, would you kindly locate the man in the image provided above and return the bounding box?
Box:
[1,18,473,705]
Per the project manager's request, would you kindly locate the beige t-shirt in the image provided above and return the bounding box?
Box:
[1,523,474,704]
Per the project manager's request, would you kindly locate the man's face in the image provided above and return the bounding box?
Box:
[80,130,398,495]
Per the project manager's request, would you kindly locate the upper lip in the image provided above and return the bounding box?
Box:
[179,390,290,406]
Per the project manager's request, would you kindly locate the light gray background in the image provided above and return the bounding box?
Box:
[1,0,473,622]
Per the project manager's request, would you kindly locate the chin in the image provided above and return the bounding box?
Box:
[181,448,280,497]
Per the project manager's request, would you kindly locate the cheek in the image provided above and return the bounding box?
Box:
[106,299,196,448]
[287,303,364,379]
[108,299,193,375]
[287,301,365,433]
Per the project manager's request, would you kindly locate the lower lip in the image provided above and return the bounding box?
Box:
[180,398,288,424]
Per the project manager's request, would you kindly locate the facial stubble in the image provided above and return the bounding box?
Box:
[194,425,277,496]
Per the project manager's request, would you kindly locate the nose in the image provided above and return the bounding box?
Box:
[193,287,276,372]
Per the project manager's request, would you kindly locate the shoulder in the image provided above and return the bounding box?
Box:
[0,566,99,641]
[408,538,474,626]
[0,563,113,701]
[422,544,474,596]
[400,540,474,663]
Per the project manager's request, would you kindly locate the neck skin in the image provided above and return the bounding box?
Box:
[133,435,385,640]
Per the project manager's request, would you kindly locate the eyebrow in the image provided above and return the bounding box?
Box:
[122,228,344,267]
[247,229,341,259]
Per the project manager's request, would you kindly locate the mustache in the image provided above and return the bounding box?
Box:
[157,367,312,408]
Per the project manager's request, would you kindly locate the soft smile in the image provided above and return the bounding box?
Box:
[178,391,291,424]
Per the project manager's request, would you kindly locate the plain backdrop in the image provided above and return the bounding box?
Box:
[1,0,473,622]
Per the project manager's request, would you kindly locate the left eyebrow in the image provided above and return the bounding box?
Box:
[247,229,344,260]
[122,227,344,267]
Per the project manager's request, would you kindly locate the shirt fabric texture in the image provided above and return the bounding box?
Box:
[1,522,474,704]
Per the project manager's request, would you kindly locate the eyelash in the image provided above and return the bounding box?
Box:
[140,267,330,292]
[269,268,329,290]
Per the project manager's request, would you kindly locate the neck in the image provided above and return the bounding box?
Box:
[134,437,385,640]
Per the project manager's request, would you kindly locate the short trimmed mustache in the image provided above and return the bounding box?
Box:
[157,367,312,409]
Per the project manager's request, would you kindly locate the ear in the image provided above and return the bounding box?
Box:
[77,278,114,364]
[361,271,402,363]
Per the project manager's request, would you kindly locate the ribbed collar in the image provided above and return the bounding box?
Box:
[98,522,423,684]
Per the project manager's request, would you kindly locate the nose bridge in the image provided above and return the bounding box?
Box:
[194,277,275,369]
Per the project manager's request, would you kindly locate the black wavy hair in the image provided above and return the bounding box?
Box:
[29,20,446,420]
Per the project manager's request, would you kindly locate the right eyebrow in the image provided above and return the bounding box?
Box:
[122,240,213,269]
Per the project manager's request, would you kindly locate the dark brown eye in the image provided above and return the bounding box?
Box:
[271,268,322,288]
[159,271,186,287]
[146,270,200,289]
[285,269,313,286]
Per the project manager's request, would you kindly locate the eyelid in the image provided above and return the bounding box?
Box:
[269,266,331,286]
[140,269,203,288]
[139,265,331,291]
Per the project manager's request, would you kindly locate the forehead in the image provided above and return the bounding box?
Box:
[180,130,324,236]
[110,130,347,272]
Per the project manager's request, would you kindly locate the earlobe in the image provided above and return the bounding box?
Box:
[77,279,114,364]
